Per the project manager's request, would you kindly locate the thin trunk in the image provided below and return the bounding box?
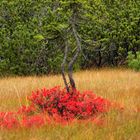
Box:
[96,46,102,67]
[68,22,81,90]
[61,40,69,92]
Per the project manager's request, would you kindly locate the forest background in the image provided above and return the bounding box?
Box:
[0,0,140,76]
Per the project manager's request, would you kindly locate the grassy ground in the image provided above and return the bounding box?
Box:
[0,68,140,140]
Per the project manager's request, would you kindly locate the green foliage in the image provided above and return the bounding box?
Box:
[34,34,45,41]
[0,0,140,76]
[127,51,140,71]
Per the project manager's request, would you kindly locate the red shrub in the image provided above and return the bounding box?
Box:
[28,87,111,120]
[0,86,113,129]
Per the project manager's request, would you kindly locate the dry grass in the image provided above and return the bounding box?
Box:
[0,68,140,140]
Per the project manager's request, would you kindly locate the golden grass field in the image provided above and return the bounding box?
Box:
[0,68,140,140]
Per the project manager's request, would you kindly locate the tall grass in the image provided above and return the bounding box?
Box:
[0,68,140,140]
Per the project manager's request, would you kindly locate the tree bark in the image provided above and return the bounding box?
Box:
[67,22,81,90]
[61,40,70,92]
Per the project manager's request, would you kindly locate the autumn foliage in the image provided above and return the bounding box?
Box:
[0,86,112,129]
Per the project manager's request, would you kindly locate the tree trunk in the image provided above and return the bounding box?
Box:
[67,22,81,90]
[61,40,70,92]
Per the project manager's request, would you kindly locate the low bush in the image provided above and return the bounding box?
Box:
[127,51,140,71]
[0,86,117,129]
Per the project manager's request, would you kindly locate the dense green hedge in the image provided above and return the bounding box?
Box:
[0,0,140,76]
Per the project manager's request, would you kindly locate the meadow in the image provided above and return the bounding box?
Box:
[0,68,140,140]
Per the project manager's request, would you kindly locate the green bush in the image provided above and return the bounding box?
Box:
[127,51,140,71]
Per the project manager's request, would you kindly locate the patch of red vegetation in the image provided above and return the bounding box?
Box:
[0,86,119,129]
[0,112,19,129]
